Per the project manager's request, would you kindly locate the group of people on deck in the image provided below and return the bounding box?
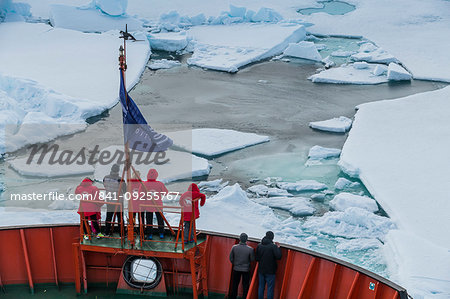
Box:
[76,164,206,242]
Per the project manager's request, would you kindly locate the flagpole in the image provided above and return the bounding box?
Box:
[119,39,135,248]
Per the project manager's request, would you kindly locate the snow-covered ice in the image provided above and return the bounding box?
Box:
[372,64,388,76]
[339,86,450,297]
[282,41,322,62]
[94,0,127,16]
[336,238,382,253]
[303,207,395,240]
[247,184,292,197]
[334,178,360,190]
[8,152,94,177]
[329,192,378,213]
[277,180,327,192]
[308,145,341,160]
[387,63,412,81]
[50,4,142,32]
[0,22,149,153]
[186,23,306,72]
[309,116,352,133]
[167,128,269,158]
[198,179,228,192]
[93,146,211,183]
[147,59,181,70]
[253,196,315,217]
[309,63,389,85]
[148,32,189,52]
[330,50,355,57]
[301,0,450,82]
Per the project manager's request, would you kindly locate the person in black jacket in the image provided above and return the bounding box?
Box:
[103,164,126,236]
[255,231,281,299]
[229,233,255,299]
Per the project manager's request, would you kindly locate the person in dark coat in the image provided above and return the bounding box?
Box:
[255,231,282,299]
[76,177,103,238]
[138,168,168,239]
[102,164,126,236]
[179,183,206,242]
[229,233,255,299]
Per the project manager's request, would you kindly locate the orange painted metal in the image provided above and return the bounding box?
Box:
[297,257,317,299]
[279,249,293,299]
[19,229,34,293]
[48,228,59,287]
[0,225,408,299]
[72,242,81,294]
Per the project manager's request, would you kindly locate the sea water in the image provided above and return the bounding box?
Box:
[298,1,356,16]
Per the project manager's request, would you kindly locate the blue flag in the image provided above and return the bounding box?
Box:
[119,71,173,152]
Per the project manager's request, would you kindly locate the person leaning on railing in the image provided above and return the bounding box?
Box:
[76,177,104,239]
[179,183,206,243]
[138,168,168,240]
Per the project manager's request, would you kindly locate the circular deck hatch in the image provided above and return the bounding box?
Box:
[122,256,163,289]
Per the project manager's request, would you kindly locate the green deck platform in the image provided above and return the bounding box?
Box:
[81,233,206,253]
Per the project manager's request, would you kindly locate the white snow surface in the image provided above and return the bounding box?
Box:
[309,63,389,85]
[247,184,292,197]
[309,116,352,133]
[277,180,327,192]
[308,145,341,160]
[0,22,149,153]
[49,4,142,32]
[339,86,450,296]
[387,63,412,81]
[301,0,450,82]
[282,41,322,62]
[253,196,315,217]
[329,192,378,213]
[93,146,211,183]
[94,0,127,16]
[167,128,269,157]
[148,32,189,52]
[8,152,94,177]
[198,179,228,192]
[186,23,306,72]
[147,59,181,70]
[334,178,360,190]
[303,207,395,240]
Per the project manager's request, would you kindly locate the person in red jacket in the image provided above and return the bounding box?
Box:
[138,169,168,240]
[179,183,206,243]
[76,177,104,239]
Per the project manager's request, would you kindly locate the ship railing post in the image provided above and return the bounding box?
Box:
[72,243,81,295]
[49,228,59,288]
[19,229,34,294]
[247,263,259,299]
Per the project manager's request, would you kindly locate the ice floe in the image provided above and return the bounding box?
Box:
[0,22,149,154]
[93,146,211,183]
[198,179,228,192]
[329,192,378,213]
[331,50,355,57]
[186,23,306,72]
[94,0,127,16]
[8,151,94,177]
[339,86,450,296]
[334,178,360,190]
[147,59,181,70]
[167,128,269,158]
[387,63,412,81]
[336,238,382,253]
[277,180,327,192]
[148,31,189,52]
[309,63,389,85]
[309,116,352,133]
[303,207,395,240]
[253,196,315,217]
[282,41,322,62]
[308,145,341,160]
[247,185,292,197]
[49,4,143,32]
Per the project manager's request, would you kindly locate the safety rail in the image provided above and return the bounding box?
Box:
[78,200,124,246]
